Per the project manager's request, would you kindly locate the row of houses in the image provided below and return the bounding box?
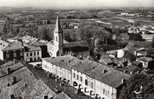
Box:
[0,39,42,62]
[42,55,130,99]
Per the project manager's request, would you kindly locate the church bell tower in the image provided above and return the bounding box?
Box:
[53,16,63,56]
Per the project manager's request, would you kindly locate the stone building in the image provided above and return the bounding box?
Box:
[24,45,42,62]
[42,55,130,99]
[0,41,24,61]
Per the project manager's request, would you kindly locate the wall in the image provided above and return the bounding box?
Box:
[3,49,24,61]
[42,60,72,83]
[24,50,42,62]
[71,69,117,99]
[42,59,117,99]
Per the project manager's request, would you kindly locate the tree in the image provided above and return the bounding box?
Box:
[118,74,154,99]
[38,26,52,40]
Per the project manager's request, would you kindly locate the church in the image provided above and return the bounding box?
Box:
[47,16,89,58]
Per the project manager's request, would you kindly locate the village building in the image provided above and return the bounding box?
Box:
[31,41,50,58]
[134,48,154,58]
[42,55,130,99]
[0,19,6,33]
[0,41,24,61]
[24,45,42,62]
[136,57,153,68]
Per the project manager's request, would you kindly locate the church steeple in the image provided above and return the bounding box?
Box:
[54,16,63,35]
[47,16,63,57]
[53,16,63,56]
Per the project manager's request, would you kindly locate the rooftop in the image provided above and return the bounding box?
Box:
[137,57,153,62]
[0,61,24,77]
[100,70,130,88]
[54,92,71,99]
[0,66,56,99]
[2,41,24,51]
[43,55,78,71]
[24,45,41,52]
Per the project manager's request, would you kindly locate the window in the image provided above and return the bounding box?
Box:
[30,53,32,56]
[85,79,88,85]
[56,36,58,41]
[90,91,93,95]
[73,73,76,78]
[27,53,29,57]
[6,54,9,58]
[77,75,79,80]
[104,70,108,73]
[103,89,105,94]
[20,52,23,56]
[84,87,87,92]
[13,52,16,57]
[91,82,93,88]
[80,77,82,82]
[37,51,40,55]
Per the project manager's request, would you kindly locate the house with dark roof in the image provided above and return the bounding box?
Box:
[1,41,24,61]
[0,40,42,62]
[42,55,130,99]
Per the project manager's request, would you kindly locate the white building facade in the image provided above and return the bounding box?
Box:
[42,55,130,99]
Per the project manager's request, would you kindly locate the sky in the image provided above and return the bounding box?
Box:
[0,0,153,8]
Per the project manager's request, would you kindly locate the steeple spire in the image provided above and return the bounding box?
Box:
[54,16,63,34]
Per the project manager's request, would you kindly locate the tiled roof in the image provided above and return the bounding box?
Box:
[24,45,41,52]
[54,92,71,99]
[0,67,56,99]
[100,70,130,88]
[99,54,113,65]
[0,62,24,77]
[2,41,24,51]
[43,55,130,88]
[137,57,153,62]
[43,55,77,71]
[31,41,47,46]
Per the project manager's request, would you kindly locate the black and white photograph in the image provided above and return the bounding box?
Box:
[0,0,154,99]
